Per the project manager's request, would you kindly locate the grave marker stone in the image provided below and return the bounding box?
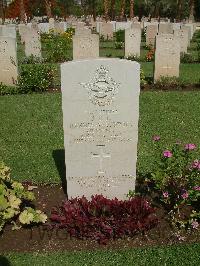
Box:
[159,23,173,34]
[0,37,18,86]
[154,34,180,80]
[73,33,99,60]
[174,28,189,53]
[61,59,140,199]
[125,27,141,57]
[99,22,113,40]
[146,24,158,47]
[24,30,41,57]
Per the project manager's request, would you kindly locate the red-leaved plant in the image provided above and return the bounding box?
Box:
[50,195,157,244]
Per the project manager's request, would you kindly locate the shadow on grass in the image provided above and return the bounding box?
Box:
[0,256,11,266]
[52,149,67,196]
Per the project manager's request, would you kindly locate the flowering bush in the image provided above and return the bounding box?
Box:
[140,69,147,86]
[50,195,157,244]
[148,137,200,230]
[146,48,155,62]
[114,41,124,49]
[18,64,55,93]
[42,30,72,62]
[0,162,47,232]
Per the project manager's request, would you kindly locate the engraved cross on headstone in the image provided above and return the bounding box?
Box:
[92,145,111,175]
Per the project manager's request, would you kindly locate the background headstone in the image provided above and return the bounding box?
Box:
[125,27,141,57]
[24,30,41,57]
[0,37,18,86]
[159,23,173,34]
[99,22,113,40]
[73,33,99,60]
[146,24,158,47]
[61,59,140,200]
[174,28,189,53]
[154,34,180,80]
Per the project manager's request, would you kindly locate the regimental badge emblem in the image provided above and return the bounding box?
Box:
[81,65,119,106]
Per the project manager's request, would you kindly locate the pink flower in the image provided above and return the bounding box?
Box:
[163,150,172,158]
[185,144,196,151]
[192,160,199,169]
[181,191,189,199]
[191,220,199,229]
[193,186,200,191]
[152,135,160,141]
[163,191,169,198]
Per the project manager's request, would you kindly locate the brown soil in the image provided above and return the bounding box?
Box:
[0,185,199,253]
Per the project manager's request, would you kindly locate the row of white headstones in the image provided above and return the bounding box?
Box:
[0,21,196,86]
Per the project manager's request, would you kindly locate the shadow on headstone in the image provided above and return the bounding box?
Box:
[52,149,67,196]
[0,256,11,266]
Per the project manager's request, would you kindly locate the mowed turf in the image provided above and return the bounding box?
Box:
[3,243,200,266]
[1,91,200,183]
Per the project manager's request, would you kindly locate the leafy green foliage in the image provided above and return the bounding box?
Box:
[0,83,19,96]
[18,64,55,93]
[153,77,185,90]
[115,30,125,43]
[42,31,72,63]
[0,162,47,232]
[181,53,195,64]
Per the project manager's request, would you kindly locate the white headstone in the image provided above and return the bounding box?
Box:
[0,25,16,38]
[174,28,189,53]
[73,34,99,60]
[125,27,141,57]
[99,22,113,40]
[159,23,173,34]
[0,37,18,86]
[49,18,55,31]
[75,27,91,36]
[61,59,140,200]
[146,24,158,47]
[154,34,180,81]
[38,23,49,33]
[24,30,41,57]
[18,24,29,43]
[116,22,132,31]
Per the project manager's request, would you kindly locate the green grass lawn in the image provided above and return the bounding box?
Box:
[1,91,200,183]
[2,243,200,265]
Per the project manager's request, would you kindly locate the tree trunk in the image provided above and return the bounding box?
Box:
[189,0,194,18]
[92,0,96,21]
[120,0,126,21]
[130,0,134,19]
[104,0,109,21]
[20,0,26,23]
[0,0,5,24]
[177,0,182,21]
[110,0,116,21]
[45,0,52,18]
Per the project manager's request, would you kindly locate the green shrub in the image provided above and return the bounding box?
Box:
[42,33,72,62]
[140,69,147,86]
[18,64,55,93]
[114,41,124,49]
[0,83,19,96]
[153,76,185,90]
[181,53,195,63]
[0,161,47,232]
[115,29,125,42]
